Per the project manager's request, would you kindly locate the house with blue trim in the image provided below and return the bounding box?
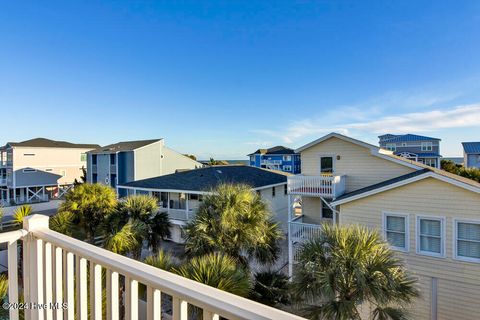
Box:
[462,142,480,169]
[248,146,301,174]
[378,134,442,168]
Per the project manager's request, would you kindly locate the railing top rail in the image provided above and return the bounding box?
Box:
[0,229,27,244]
[25,215,305,320]
[289,221,323,229]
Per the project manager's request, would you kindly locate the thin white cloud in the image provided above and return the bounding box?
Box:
[255,103,480,144]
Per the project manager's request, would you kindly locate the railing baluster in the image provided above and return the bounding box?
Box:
[78,258,88,320]
[106,270,119,320]
[54,247,63,320]
[147,287,161,320]
[8,240,19,320]
[44,242,53,320]
[203,310,220,320]
[65,252,74,320]
[125,276,138,320]
[172,297,188,320]
[30,237,44,320]
[90,263,102,320]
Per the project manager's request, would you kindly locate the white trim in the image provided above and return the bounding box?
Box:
[453,218,480,263]
[317,153,336,174]
[252,182,287,191]
[415,215,446,258]
[332,171,480,206]
[382,211,409,252]
[117,186,208,195]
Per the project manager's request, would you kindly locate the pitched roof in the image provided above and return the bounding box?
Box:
[332,166,480,206]
[462,142,480,154]
[248,146,296,156]
[296,132,384,153]
[88,139,162,154]
[379,134,441,143]
[119,165,289,191]
[6,138,99,149]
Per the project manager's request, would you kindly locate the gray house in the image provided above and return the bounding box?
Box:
[378,134,442,168]
[462,142,480,169]
[86,139,202,196]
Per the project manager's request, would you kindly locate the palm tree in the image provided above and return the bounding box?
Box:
[60,183,117,242]
[144,250,178,272]
[175,253,251,297]
[291,225,419,320]
[250,270,290,307]
[12,205,33,227]
[49,210,75,236]
[184,183,282,268]
[103,195,171,258]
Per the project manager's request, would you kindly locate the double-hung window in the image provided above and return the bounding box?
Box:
[421,142,433,151]
[455,220,480,262]
[384,213,408,251]
[386,143,396,151]
[417,216,444,257]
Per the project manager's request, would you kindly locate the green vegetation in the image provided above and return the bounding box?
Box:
[60,183,117,242]
[250,270,291,307]
[441,159,480,183]
[291,225,418,320]
[184,183,282,267]
[12,205,33,227]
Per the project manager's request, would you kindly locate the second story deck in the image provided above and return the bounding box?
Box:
[287,174,346,198]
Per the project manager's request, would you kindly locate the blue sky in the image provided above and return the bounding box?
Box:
[1,1,480,159]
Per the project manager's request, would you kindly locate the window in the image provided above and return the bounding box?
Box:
[320,156,333,174]
[284,184,287,195]
[110,174,116,188]
[190,194,199,201]
[417,217,444,257]
[23,153,35,156]
[92,154,97,165]
[401,143,407,147]
[384,213,408,251]
[110,154,116,165]
[272,187,276,197]
[22,168,36,173]
[92,173,97,183]
[61,170,67,177]
[455,220,480,261]
[45,168,53,172]
[321,201,333,219]
[423,158,436,167]
[386,143,396,151]
[283,165,292,171]
[81,153,87,161]
[283,155,292,161]
[421,142,433,151]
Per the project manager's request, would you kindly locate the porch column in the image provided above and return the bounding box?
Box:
[287,195,292,222]
[288,223,293,278]
[167,193,170,210]
[185,194,189,220]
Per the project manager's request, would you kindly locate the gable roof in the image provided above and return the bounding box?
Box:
[295,132,424,170]
[119,165,289,192]
[88,139,162,154]
[332,167,480,206]
[248,146,296,156]
[462,142,480,154]
[379,134,441,143]
[6,138,99,149]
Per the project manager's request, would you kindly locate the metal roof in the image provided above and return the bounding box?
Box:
[462,142,480,154]
[380,134,441,143]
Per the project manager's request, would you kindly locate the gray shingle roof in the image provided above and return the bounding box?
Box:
[248,146,296,156]
[380,134,441,143]
[462,142,480,154]
[89,139,162,154]
[7,138,99,149]
[120,165,289,191]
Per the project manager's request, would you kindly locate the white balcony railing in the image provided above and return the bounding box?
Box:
[164,208,198,221]
[287,174,346,198]
[1,214,305,320]
[0,177,6,185]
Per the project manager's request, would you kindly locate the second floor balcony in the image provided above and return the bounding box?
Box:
[0,214,304,320]
[287,174,346,198]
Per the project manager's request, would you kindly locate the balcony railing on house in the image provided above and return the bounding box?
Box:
[0,177,7,185]
[1,214,305,320]
[163,208,198,221]
[287,174,346,198]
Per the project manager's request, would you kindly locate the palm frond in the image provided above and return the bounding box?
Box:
[13,205,33,226]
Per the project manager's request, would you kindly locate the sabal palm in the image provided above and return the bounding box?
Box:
[292,225,419,320]
[61,183,117,242]
[144,250,178,272]
[184,183,282,267]
[13,205,32,227]
[49,210,75,236]
[175,252,251,297]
